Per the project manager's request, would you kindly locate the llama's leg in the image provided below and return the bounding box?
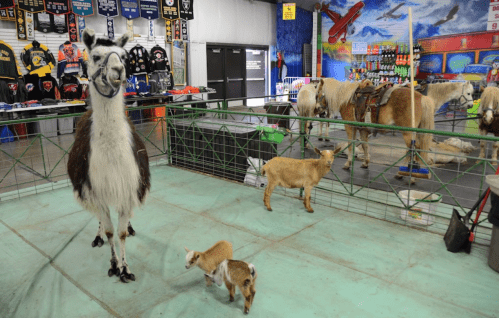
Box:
[117,210,135,283]
[225,281,235,302]
[263,182,276,211]
[303,186,314,213]
[100,208,120,277]
[239,285,253,314]
[91,221,105,248]
[359,129,370,169]
[127,221,135,236]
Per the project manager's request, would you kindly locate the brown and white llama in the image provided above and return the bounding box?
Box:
[67,29,150,283]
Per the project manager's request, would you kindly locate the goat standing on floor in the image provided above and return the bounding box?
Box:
[205,259,257,315]
[184,240,233,286]
[261,147,341,213]
[67,29,150,283]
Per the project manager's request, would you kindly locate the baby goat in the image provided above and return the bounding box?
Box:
[205,259,257,315]
[261,147,341,212]
[184,240,233,286]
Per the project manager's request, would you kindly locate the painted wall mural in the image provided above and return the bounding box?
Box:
[321,0,489,80]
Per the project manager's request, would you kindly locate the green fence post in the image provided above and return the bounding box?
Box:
[300,119,305,198]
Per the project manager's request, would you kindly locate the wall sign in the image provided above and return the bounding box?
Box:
[283,3,295,20]
[161,0,178,20]
[0,0,14,9]
[179,0,193,20]
[36,11,52,32]
[419,54,444,74]
[120,0,139,19]
[173,18,180,40]
[445,52,476,74]
[98,0,118,17]
[53,13,67,33]
[26,12,34,39]
[0,9,8,20]
[488,0,499,31]
[45,0,70,15]
[15,8,27,40]
[107,17,114,40]
[78,15,85,40]
[68,12,78,42]
[140,0,159,20]
[17,0,45,13]
[72,0,94,16]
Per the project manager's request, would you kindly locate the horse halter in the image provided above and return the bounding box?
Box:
[89,51,124,98]
[456,83,473,109]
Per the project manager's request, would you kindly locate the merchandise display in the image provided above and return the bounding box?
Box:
[128,44,150,75]
[57,41,83,79]
[20,40,56,76]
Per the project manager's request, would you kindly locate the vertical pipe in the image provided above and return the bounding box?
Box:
[300,119,305,198]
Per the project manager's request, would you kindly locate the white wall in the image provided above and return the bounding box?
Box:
[0,0,276,88]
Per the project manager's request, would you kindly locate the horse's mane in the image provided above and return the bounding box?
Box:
[478,86,499,113]
[427,81,473,97]
[321,79,364,114]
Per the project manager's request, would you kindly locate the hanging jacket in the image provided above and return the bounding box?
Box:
[149,45,171,72]
[23,74,44,101]
[0,40,22,81]
[20,40,56,76]
[57,42,82,78]
[128,45,150,75]
[59,74,82,100]
[40,75,60,100]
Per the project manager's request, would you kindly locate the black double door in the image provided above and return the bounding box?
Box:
[207,45,267,104]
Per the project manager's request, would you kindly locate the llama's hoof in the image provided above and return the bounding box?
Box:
[127,224,135,236]
[108,260,120,277]
[318,138,323,141]
[120,268,136,283]
[92,236,104,248]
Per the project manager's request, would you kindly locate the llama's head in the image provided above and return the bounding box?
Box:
[184,247,200,269]
[82,28,131,98]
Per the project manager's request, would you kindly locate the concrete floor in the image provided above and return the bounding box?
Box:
[0,164,498,318]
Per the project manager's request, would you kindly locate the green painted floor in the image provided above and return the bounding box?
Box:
[0,164,498,318]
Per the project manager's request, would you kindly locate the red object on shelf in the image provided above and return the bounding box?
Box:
[14,123,27,139]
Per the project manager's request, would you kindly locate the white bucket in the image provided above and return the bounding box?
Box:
[399,190,442,226]
[486,175,499,196]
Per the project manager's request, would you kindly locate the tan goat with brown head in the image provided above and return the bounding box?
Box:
[261,147,341,213]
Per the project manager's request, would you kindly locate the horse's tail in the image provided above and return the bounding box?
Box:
[417,96,435,165]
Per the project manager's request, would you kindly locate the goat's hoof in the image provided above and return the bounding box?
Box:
[91,236,104,248]
[318,138,323,141]
[394,174,403,180]
[120,267,135,283]
[108,260,120,277]
[342,165,350,171]
[229,296,235,302]
[244,308,250,314]
[325,139,330,142]
[267,207,272,211]
[127,224,135,236]
[307,209,314,213]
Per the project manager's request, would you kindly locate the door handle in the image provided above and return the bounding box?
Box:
[227,78,244,82]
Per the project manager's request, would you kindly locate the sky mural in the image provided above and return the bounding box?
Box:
[321,0,490,79]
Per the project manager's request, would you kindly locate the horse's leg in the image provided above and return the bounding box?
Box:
[117,208,135,283]
[478,128,488,163]
[359,129,370,169]
[91,221,105,247]
[318,121,323,141]
[325,118,330,142]
[343,124,356,170]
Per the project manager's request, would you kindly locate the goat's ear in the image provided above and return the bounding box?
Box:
[116,31,132,48]
[334,147,343,155]
[314,147,321,155]
[82,28,96,52]
[184,247,190,252]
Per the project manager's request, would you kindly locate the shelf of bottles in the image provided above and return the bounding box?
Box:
[349,43,423,86]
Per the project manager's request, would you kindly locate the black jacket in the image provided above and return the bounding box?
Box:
[0,40,22,81]
[20,40,56,76]
[149,45,171,72]
[128,45,150,75]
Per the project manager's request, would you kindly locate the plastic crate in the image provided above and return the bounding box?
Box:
[58,117,74,135]
[34,114,58,138]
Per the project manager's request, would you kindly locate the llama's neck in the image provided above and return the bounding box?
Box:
[89,86,127,129]
[428,83,462,108]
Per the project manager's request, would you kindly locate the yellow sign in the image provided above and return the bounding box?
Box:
[283,3,296,20]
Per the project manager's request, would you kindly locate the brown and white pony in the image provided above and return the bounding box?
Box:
[67,29,150,283]
[316,79,435,170]
[478,86,499,164]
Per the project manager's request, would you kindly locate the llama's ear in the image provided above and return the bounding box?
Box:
[82,28,96,52]
[116,31,132,48]
[184,246,190,252]
[314,147,321,155]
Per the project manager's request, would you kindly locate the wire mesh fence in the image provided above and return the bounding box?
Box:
[1,97,498,247]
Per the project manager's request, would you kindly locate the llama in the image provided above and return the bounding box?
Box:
[184,240,233,286]
[205,259,257,314]
[261,147,341,212]
[296,83,327,148]
[67,29,150,283]
[477,86,499,164]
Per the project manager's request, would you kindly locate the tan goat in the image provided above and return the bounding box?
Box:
[261,147,341,213]
[184,240,233,286]
[204,259,257,315]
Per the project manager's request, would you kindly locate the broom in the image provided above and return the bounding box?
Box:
[397,7,430,180]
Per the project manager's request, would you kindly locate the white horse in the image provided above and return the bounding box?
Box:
[67,29,151,283]
[425,81,475,112]
[296,83,327,148]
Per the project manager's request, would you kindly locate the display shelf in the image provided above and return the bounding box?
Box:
[0,101,86,113]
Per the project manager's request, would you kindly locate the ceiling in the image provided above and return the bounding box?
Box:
[252,0,321,12]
